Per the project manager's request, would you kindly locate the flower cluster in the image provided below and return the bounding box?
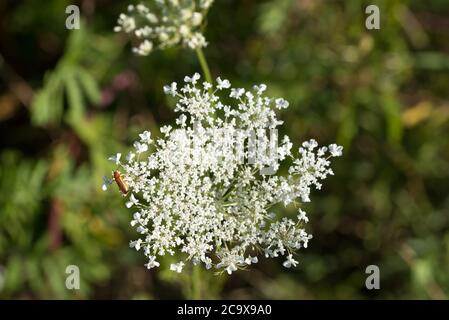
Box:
[114,1,214,55]
[104,74,342,274]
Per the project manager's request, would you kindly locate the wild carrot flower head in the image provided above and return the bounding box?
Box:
[104,73,342,274]
[114,1,214,55]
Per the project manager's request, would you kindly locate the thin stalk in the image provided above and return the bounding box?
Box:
[195,47,212,84]
[187,49,211,300]
[191,265,202,299]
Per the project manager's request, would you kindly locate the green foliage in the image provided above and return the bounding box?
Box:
[31,22,121,125]
[0,151,113,298]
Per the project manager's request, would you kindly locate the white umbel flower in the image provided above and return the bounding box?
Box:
[132,39,153,56]
[163,82,178,96]
[106,73,342,274]
[282,254,299,268]
[170,262,185,273]
[115,1,214,55]
[329,144,344,157]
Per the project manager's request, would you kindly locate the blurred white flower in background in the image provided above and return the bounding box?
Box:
[106,73,342,274]
[114,1,214,55]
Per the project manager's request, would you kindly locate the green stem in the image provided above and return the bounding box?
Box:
[195,47,212,84]
[191,265,202,299]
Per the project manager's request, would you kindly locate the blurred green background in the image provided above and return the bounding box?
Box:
[1,0,449,299]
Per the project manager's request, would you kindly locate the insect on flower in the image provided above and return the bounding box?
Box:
[113,170,129,195]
